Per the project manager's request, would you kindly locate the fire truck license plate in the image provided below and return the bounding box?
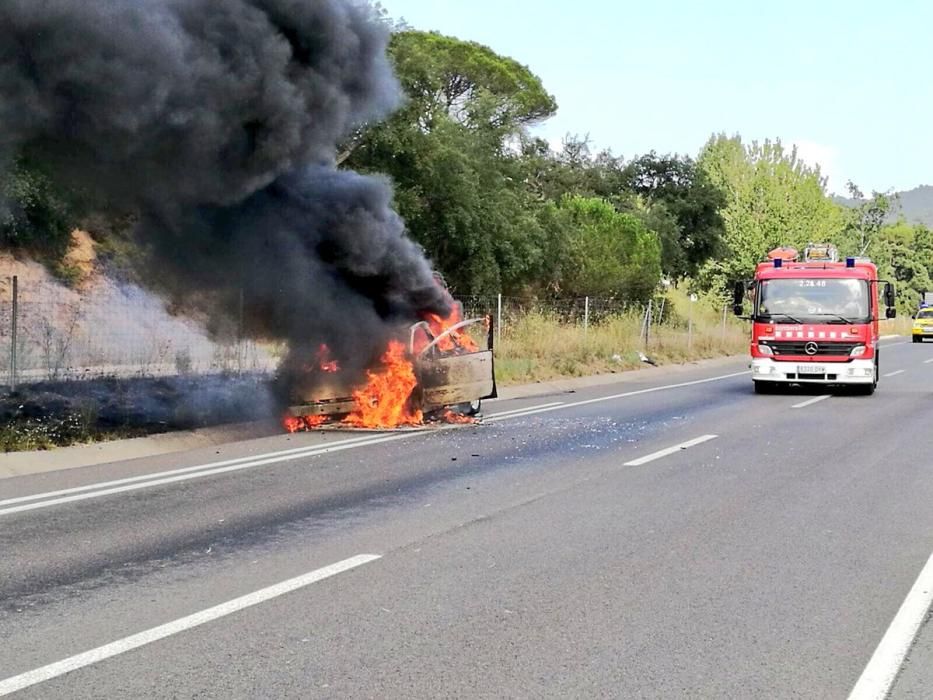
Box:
[798,365,825,375]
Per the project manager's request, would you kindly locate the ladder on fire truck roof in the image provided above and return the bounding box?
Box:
[765,243,844,264]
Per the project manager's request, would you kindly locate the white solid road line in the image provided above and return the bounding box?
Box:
[792,395,832,409]
[0,433,422,517]
[487,401,564,418]
[883,370,906,378]
[847,549,933,700]
[623,435,718,467]
[924,358,933,364]
[0,554,381,697]
[1,370,748,517]
[0,433,392,508]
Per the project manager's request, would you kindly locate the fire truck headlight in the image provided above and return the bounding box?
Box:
[849,345,867,357]
[757,344,774,356]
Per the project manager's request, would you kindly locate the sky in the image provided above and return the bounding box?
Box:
[382,0,933,195]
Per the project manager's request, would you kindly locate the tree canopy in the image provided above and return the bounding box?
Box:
[697,135,845,290]
[622,152,725,279]
[388,31,557,136]
[345,31,665,299]
[1,158,75,259]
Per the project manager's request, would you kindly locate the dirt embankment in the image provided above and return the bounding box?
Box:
[1,233,282,451]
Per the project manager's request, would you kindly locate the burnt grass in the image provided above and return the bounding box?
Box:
[1,374,275,452]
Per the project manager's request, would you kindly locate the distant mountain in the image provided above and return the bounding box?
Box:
[835,185,933,226]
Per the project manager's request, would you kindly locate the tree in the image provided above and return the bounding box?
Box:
[340,30,558,166]
[859,220,933,313]
[520,135,631,204]
[841,182,894,255]
[344,31,558,294]
[543,195,661,300]
[347,102,549,294]
[388,31,557,137]
[697,134,845,290]
[0,158,76,259]
[622,152,726,278]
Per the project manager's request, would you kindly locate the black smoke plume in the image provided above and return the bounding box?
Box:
[0,0,449,398]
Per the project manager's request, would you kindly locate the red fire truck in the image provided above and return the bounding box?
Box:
[733,244,897,395]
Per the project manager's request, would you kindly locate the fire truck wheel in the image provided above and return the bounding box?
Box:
[753,381,774,394]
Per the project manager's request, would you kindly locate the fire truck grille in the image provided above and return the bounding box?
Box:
[768,341,860,357]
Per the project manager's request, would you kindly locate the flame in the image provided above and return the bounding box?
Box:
[282,276,486,433]
[416,278,481,354]
[343,340,422,429]
[284,414,329,432]
[317,344,339,373]
[441,409,477,425]
[422,307,479,354]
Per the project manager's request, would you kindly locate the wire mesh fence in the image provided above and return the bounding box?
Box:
[460,293,748,376]
[0,279,278,390]
[459,295,739,335]
[1,277,746,392]
[460,295,644,326]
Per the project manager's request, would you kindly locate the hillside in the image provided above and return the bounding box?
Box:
[836,185,933,226]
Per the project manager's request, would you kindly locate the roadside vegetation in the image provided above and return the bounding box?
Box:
[0,375,272,452]
[495,288,748,384]
[0,416,145,453]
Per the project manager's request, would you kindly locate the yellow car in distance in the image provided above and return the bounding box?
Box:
[913,307,933,342]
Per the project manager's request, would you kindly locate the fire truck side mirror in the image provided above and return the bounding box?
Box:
[886,307,897,319]
[883,282,896,309]
[732,281,745,316]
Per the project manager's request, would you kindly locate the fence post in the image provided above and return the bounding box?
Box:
[583,296,589,340]
[648,299,653,346]
[10,275,18,391]
[688,297,694,352]
[496,293,502,348]
[643,299,652,347]
[237,288,245,375]
[721,304,728,342]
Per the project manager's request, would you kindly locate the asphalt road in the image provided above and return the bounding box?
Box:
[2,339,932,698]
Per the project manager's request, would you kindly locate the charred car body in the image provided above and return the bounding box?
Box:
[286,299,497,427]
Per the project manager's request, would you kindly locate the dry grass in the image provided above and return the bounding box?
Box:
[495,291,913,386]
[880,316,912,336]
[495,292,748,385]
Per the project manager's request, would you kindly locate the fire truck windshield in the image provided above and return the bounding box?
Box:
[757,278,870,323]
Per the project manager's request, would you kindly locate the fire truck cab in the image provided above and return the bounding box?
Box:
[733,244,896,395]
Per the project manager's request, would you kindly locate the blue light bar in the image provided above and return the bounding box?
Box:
[846,257,855,268]
[774,258,782,268]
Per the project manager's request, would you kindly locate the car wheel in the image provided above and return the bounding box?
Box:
[913,336,922,343]
[453,400,481,416]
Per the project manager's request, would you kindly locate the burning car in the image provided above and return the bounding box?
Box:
[283,286,496,432]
